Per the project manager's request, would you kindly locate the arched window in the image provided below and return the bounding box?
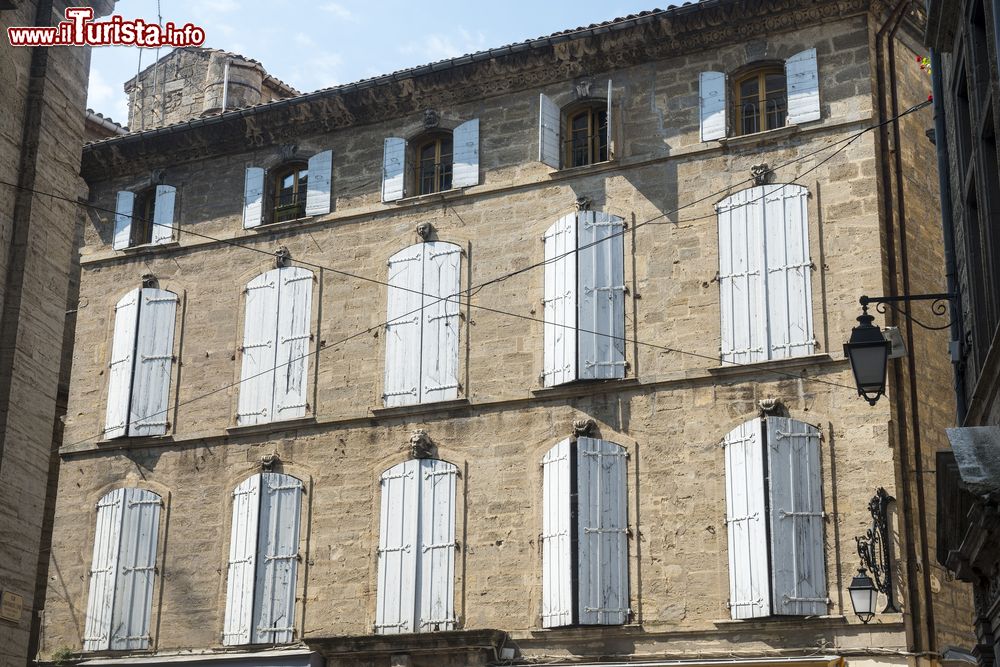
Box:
[242,150,333,229]
[272,162,309,223]
[413,133,454,195]
[565,104,609,167]
[380,120,479,202]
[734,66,787,135]
[113,184,176,249]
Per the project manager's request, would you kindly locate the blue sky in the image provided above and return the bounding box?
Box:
[87,1,662,125]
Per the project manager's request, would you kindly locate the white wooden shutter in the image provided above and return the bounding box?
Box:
[104,290,140,439]
[452,119,480,188]
[128,288,177,437]
[384,246,424,407]
[84,489,125,651]
[723,420,770,619]
[237,270,279,425]
[699,71,727,141]
[253,472,302,644]
[113,191,134,250]
[305,150,333,216]
[766,417,827,616]
[541,439,573,628]
[273,267,313,421]
[418,459,457,631]
[420,242,461,403]
[785,49,821,125]
[538,93,561,168]
[763,184,814,359]
[224,474,261,646]
[382,137,406,202]
[717,188,766,364]
[576,437,629,625]
[543,213,577,386]
[376,460,419,634]
[243,167,265,229]
[110,488,161,651]
[577,212,626,380]
[151,185,175,244]
[606,79,615,159]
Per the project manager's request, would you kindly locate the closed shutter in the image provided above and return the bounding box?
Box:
[417,459,457,631]
[237,270,279,425]
[84,489,125,651]
[110,488,161,651]
[717,188,766,364]
[273,267,314,420]
[128,288,177,437]
[577,212,626,380]
[452,119,480,188]
[723,420,770,619]
[606,80,615,159]
[384,246,424,407]
[224,475,261,646]
[785,49,821,125]
[576,437,629,625]
[305,150,333,216]
[243,167,265,229]
[376,460,420,634]
[382,137,407,202]
[541,439,573,628]
[766,417,826,616]
[151,185,176,244]
[538,93,561,169]
[699,71,727,141]
[253,472,303,644]
[763,184,814,359]
[114,191,135,250]
[105,290,140,439]
[542,213,577,386]
[421,242,461,403]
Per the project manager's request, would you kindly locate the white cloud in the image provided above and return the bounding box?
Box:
[86,68,129,125]
[319,3,357,21]
[398,27,488,62]
[287,51,344,92]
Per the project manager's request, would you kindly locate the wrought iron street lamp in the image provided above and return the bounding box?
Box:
[848,568,878,623]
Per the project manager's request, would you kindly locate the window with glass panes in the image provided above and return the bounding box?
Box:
[734,68,787,135]
[414,134,453,195]
[565,105,608,167]
[272,164,308,222]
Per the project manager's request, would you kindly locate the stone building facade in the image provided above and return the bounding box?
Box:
[39,1,975,667]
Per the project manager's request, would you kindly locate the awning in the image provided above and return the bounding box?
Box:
[77,648,321,667]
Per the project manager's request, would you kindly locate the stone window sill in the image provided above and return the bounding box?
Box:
[708,353,837,377]
[225,415,316,436]
[393,187,470,205]
[370,398,470,418]
[120,240,179,254]
[546,158,618,180]
[249,215,318,233]
[531,377,639,399]
[716,123,801,148]
[713,614,847,626]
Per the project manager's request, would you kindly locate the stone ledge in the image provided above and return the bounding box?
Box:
[530,378,641,400]
[225,416,317,437]
[370,398,471,419]
[708,353,838,378]
[305,629,507,662]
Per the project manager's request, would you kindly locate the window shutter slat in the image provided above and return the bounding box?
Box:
[542,438,573,628]
[763,185,814,359]
[382,137,407,202]
[110,488,161,651]
[273,267,314,420]
[84,488,125,651]
[305,150,333,216]
[699,71,726,141]
[785,49,821,124]
[577,212,626,380]
[717,188,766,364]
[420,242,461,403]
[253,472,302,644]
[766,417,826,616]
[418,459,457,631]
[384,247,424,407]
[128,288,177,437]
[243,167,265,229]
[114,191,134,250]
[576,437,629,625]
[724,420,770,619]
[538,93,561,168]
[224,475,260,646]
[105,290,140,439]
[237,270,279,426]
[606,80,614,159]
[151,185,175,244]
[543,214,577,386]
[452,119,480,188]
[376,460,420,634]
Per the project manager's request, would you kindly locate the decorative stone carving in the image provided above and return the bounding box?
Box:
[274,246,291,268]
[261,453,279,471]
[140,273,158,289]
[575,77,594,99]
[751,163,773,186]
[573,418,597,437]
[279,143,298,162]
[423,109,439,128]
[410,430,435,459]
[575,196,592,211]
[758,398,780,414]
[416,222,433,240]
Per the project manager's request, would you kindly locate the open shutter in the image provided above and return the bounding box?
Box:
[724,420,770,619]
[128,288,177,437]
[717,188,766,364]
[376,460,419,634]
[110,488,161,651]
[606,79,615,159]
[237,270,279,425]
[382,137,406,202]
[542,439,573,628]
[542,213,577,386]
[151,185,175,244]
[766,417,827,616]
[577,212,626,380]
[452,119,480,188]
[273,267,313,420]
[785,49,820,124]
[699,71,727,141]
[253,472,302,644]
[224,474,261,646]
[113,191,134,250]
[105,290,140,439]
[84,489,125,651]
[418,459,457,631]
[763,184,814,359]
[576,437,628,625]
[538,93,561,168]
[384,246,424,407]
[243,167,265,229]
[420,242,461,403]
[305,150,333,216]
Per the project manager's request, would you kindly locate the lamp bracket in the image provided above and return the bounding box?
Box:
[858,293,956,331]
[855,487,900,613]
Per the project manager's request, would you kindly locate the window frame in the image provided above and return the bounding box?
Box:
[732,65,788,136]
[410,131,454,196]
[563,102,609,168]
[270,162,310,224]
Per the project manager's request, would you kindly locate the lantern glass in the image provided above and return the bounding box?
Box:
[844,312,890,405]
[848,569,878,623]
